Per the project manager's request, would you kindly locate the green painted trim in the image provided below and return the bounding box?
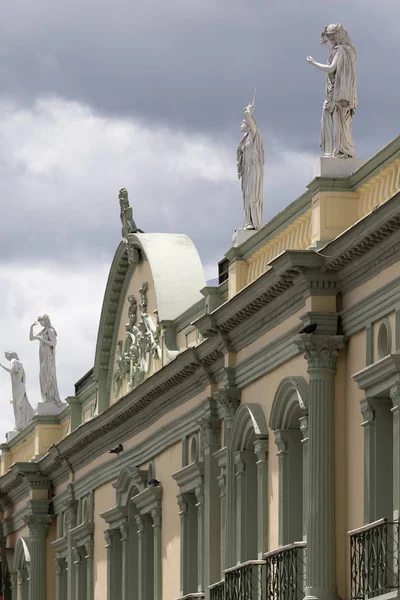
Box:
[366,324,373,367]
[349,134,400,188]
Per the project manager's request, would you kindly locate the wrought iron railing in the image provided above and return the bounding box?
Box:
[224,560,265,600]
[175,594,205,600]
[265,542,307,600]
[349,518,400,599]
[209,580,224,600]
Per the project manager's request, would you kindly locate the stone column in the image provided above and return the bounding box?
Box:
[255,438,268,558]
[73,547,83,600]
[151,508,162,600]
[300,415,309,541]
[195,487,204,592]
[360,398,377,524]
[55,558,65,600]
[296,335,344,600]
[85,540,94,600]
[10,572,17,600]
[66,498,78,600]
[217,468,227,570]
[391,386,400,521]
[136,515,148,600]
[177,495,188,596]
[104,530,113,600]
[25,516,51,600]
[120,521,130,600]
[200,414,221,595]
[234,450,254,563]
[217,390,239,571]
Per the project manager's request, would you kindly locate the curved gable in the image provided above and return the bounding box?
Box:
[94,233,206,411]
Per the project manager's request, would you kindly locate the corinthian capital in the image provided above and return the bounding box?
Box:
[216,388,241,419]
[295,335,345,370]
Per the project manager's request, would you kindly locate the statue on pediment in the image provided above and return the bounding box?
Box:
[30,315,63,407]
[307,24,357,158]
[119,188,140,238]
[237,91,264,231]
[0,352,34,431]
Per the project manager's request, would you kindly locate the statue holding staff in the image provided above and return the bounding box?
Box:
[0,352,34,431]
[237,90,264,230]
[307,24,357,158]
[29,314,63,407]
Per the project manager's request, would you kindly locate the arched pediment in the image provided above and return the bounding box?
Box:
[230,403,268,452]
[269,376,309,431]
[14,537,31,572]
[94,232,206,409]
[113,466,148,507]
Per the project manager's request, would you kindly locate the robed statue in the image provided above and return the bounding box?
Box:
[0,352,34,431]
[237,94,264,230]
[30,315,63,407]
[307,24,357,158]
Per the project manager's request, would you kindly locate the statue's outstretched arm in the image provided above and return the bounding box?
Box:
[307,52,339,74]
[0,363,11,373]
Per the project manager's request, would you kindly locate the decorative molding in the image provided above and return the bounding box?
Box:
[274,430,288,456]
[377,317,392,359]
[295,335,345,370]
[172,462,204,495]
[360,399,375,426]
[353,353,400,397]
[132,485,162,517]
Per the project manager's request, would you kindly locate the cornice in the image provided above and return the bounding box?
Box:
[349,134,400,188]
[52,536,68,555]
[172,461,204,493]
[133,486,162,514]
[352,353,400,397]
[307,177,352,195]
[320,191,400,274]
[69,522,94,545]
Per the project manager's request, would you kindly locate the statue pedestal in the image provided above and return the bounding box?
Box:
[232,228,257,248]
[35,402,67,417]
[5,430,19,442]
[313,157,367,179]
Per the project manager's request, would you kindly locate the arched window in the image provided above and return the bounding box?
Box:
[270,377,309,545]
[228,403,268,565]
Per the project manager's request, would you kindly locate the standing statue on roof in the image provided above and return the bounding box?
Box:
[307,24,357,158]
[237,90,264,231]
[119,188,142,237]
[30,315,63,407]
[0,352,34,431]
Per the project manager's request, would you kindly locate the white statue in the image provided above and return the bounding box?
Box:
[237,95,264,230]
[307,24,357,158]
[29,315,63,407]
[0,352,34,431]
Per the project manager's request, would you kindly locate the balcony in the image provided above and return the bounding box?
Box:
[209,580,224,600]
[265,542,307,600]
[349,518,400,599]
[175,595,204,600]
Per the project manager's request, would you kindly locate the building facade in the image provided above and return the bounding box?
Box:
[1,136,400,600]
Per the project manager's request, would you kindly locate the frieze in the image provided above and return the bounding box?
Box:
[113,282,161,396]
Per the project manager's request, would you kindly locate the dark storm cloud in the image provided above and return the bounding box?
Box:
[0,0,398,154]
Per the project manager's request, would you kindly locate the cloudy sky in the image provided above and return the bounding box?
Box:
[0,0,398,438]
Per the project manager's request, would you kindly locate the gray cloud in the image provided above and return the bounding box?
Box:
[0,0,398,152]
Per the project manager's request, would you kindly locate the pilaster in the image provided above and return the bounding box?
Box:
[392,386,400,521]
[295,334,345,600]
[199,400,221,597]
[300,415,309,541]
[151,507,162,600]
[254,438,268,558]
[120,520,130,600]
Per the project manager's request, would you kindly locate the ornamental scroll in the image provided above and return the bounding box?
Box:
[113,282,162,396]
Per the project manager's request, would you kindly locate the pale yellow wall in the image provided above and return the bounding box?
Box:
[7,525,29,549]
[94,481,117,598]
[345,330,366,597]
[46,519,57,600]
[240,353,307,551]
[74,389,208,482]
[342,259,400,310]
[154,442,181,600]
[236,306,307,363]
[111,258,161,404]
